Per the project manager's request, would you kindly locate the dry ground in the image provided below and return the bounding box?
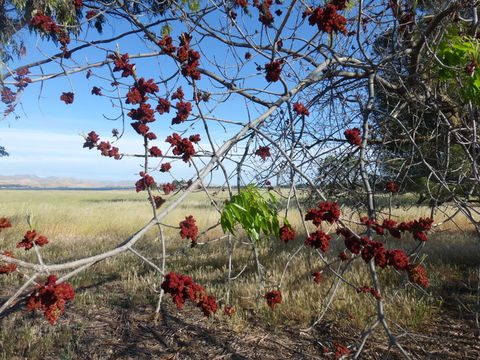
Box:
[0,190,479,359]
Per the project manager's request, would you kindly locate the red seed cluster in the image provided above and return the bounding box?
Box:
[312,271,322,283]
[253,0,274,26]
[338,252,350,261]
[86,10,97,19]
[83,131,121,159]
[158,35,176,54]
[135,172,156,192]
[0,218,12,232]
[26,275,75,325]
[156,98,171,114]
[223,305,236,317]
[162,182,177,195]
[1,87,16,104]
[306,4,348,34]
[235,0,248,8]
[279,224,296,243]
[407,263,429,288]
[305,201,341,226]
[91,86,102,95]
[357,286,381,300]
[255,146,271,160]
[17,230,49,250]
[160,162,172,172]
[14,68,31,90]
[149,146,163,157]
[264,61,282,82]
[172,100,192,125]
[293,102,310,116]
[60,92,74,104]
[165,133,197,162]
[305,230,332,252]
[179,215,199,245]
[30,11,60,34]
[264,290,282,309]
[126,78,159,104]
[161,272,218,316]
[384,181,400,193]
[0,251,17,274]
[108,53,135,78]
[153,196,166,209]
[344,127,362,146]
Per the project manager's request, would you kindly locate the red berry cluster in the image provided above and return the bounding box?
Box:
[153,196,166,209]
[82,131,121,159]
[1,87,16,104]
[60,92,74,104]
[165,133,199,162]
[384,181,400,193]
[156,98,171,114]
[161,272,218,316]
[179,215,199,245]
[338,251,349,261]
[279,224,296,243]
[30,11,60,34]
[253,0,274,26]
[135,171,156,192]
[91,86,101,95]
[406,263,429,288]
[160,162,172,172]
[360,216,433,242]
[172,100,192,125]
[223,305,236,317]
[159,34,201,80]
[126,78,159,104]
[255,146,271,160]
[162,183,177,195]
[17,230,48,250]
[305,4,348,35]
[26,275,75,325]
[305,201,341,226]
[0,251,17,274]
[466,61,478,73]
[158,35,176,54]
[344,127,362,146]
[356,285,381,300]
[264,290,282,309]
[305,230,331,252]
[14,68,32,90]
[264,61,282,82]
[0,218,12,232]
[293,102,310,116]
[312,271,322,283]
[108,53,135,78]
[149,146,162,157]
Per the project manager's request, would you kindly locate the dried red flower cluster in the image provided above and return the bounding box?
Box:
[223,305,235,317]
[406,263,429,288]
[86,10,97,19]
[165,133,198,162]
[338,251,349,261]
[264,290,282,309]
[26,275,75,324]
[0,251,17,274]
[108,53,135,78]
[126,78,159,105]
[161,272,218,316]
[17,230,49,250]
[172,100,192,124]
[264,61,282,82]
[30,11,60,34]
[255,146,271,160]
[14,68,32,90]
[0,218,12,232]
[135,171,156,192]
[162,182,177,195]
[153,196,166,209]
[293,102,310,116]
[384,181,400,193]
[305,4,348,34]
[305,201,341,226]
[344,127,362,146]
[357,285,381,300]
[83,131,121,160]
[179,215,199,245]
[279,224,295,243]
[160,162,172,172]
[305,230,332,252]
[149,146,162,157]
[360,216,434,242]
[156,98,171,114]
[159,34,201,80]
[60,92,74,104]
[312,271,322,283]
[1,87,16,104]
[253,0,274,26]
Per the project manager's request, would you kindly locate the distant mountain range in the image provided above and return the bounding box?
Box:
[0,175,132,189]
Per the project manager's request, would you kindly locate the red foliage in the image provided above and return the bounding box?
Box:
[179,215,199,244]
[60,92,74,104]
[108,53,135,77]
[86,10,97,19]
[293,102,310,116]
[128,103,156,123]
[17,230,49,250]
[158,35,176,54]
[255,146,271,160]
[172,101,192,124]
[135,172,156,192]
[162,182,177,195]
[26,275,75,325]
[165,133,196,162]
[181,49,201,80]
[381,219,401,238]
[361,240,386,267]
[264,61,282,82]
[160,163,172,172]
[307,4,347,34]
[189,134,201,143]
[171,87,184,101]
[0,251,17,274]
[30,11,60,34]
[83,131,100,149]
[1,87,16,104]
[199,295,219,316]
[344,127,362,146]
[305,230,331,252]
[386,249,410,271]
[279,224,295,243]
[264,290,282,309]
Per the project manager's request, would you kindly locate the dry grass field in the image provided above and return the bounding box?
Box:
[0,189,479,359]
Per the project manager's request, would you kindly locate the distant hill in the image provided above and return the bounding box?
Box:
[0,175,132,189]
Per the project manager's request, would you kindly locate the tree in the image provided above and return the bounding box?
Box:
[1,0,479,357]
